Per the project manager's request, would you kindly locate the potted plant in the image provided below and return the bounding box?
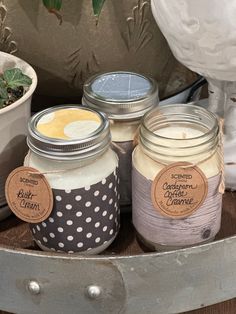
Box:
[0,0,197,108]
[0,51,37,220]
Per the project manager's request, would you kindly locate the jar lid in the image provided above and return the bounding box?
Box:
[82,71,159,120]
[27,105,111,160]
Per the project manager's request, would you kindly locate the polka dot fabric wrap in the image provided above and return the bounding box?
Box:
[30,169,120,253]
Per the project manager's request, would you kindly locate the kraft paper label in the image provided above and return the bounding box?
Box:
[151,162,208,219]
[5,167,53,223]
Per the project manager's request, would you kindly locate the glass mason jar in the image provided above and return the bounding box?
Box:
[132,104,223,251]
[83,71,159,207]
[25,105,120,254]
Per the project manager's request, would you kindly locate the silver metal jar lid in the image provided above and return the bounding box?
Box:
[82,71,159,120]
[27,105,111,160]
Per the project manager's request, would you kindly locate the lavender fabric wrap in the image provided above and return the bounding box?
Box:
[132,166,222,247]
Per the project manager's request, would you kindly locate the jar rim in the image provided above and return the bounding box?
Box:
[142,104,219,142]
[140,104,219,157]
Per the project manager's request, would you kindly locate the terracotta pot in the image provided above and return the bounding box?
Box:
[0,0,196,105]
[0,52,37,220]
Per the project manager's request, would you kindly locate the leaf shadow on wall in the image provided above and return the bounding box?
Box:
[18,0,40,30]
[58,0,83,27]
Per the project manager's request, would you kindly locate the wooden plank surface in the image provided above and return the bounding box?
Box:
[185,298,236,314]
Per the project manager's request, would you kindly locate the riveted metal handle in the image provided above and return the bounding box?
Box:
[0,251,126,314]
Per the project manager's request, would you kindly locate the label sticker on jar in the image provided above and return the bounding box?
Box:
[151,162,208,219]
[30,168,120,253]
[5,167,53,223]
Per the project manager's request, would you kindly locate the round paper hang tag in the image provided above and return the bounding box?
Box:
[151,162,208,219]
[5,166,53,223]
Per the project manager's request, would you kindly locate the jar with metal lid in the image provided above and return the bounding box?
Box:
[132,104,223,251]
[25,105,120,254]
[82,71,159,207]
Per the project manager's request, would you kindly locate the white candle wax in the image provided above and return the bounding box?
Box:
[133,125,220,180]
[26,149,118,190]
[110,120,139,142]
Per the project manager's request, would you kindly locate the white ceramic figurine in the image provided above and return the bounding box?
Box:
[151,0,236,189]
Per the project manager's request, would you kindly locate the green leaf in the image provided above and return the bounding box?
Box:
[0,78,8,100]
[42,0,62,11]
[42,0,63,24]
[3,68,32,89]
[92,0,106,17]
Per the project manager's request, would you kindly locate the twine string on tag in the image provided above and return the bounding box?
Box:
[25,141,125,179]
[25,151,81,176]
[29,169,70,177]
[25,141,124,177]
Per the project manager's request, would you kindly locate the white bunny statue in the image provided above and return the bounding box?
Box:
[151,0,236,189]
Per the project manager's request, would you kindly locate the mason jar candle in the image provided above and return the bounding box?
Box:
[132,104,223,251]
[83,71,159,207]
[25,106,120,254]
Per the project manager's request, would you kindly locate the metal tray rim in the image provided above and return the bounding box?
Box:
[0,233,235,261]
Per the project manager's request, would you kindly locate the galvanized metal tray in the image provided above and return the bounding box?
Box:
[0,192,235,314]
